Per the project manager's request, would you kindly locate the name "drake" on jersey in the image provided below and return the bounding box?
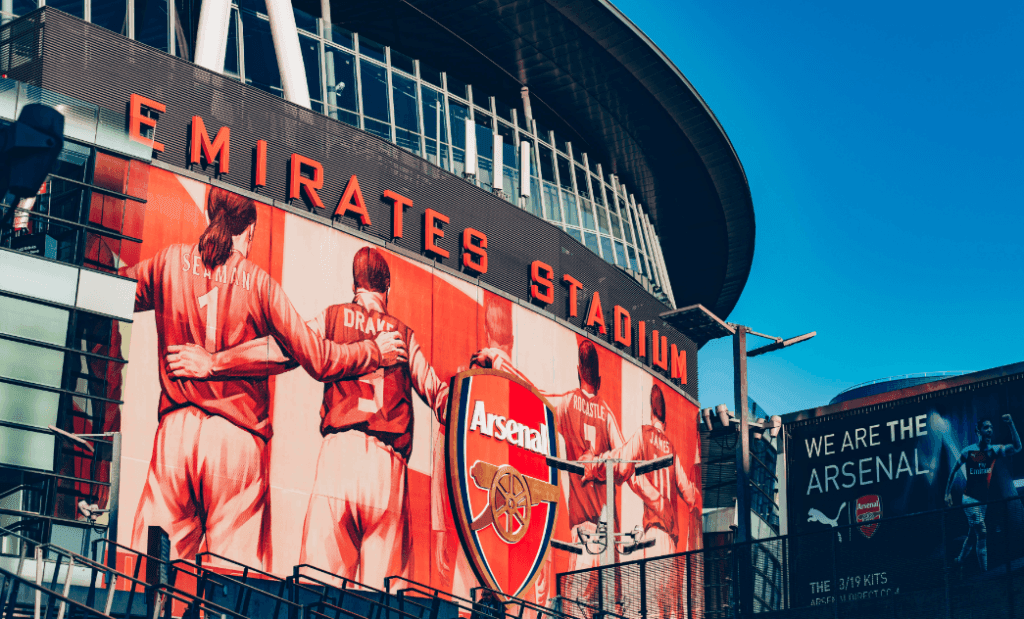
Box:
[343,308,395,335]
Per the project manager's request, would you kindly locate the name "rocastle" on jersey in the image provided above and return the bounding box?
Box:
[181,252,253,290]
[468,400,550,455]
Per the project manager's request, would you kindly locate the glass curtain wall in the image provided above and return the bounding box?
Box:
[2,0,674,302]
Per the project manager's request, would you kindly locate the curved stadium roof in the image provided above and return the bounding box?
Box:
[302,0,756,321]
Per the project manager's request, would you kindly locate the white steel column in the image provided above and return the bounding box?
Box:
[464,118,478,176]
[265,0,311,108]
[519,141,531,197]
[193,0,232,72]
[492,134,504,191]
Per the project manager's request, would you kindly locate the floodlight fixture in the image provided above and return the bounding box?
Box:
[716,403,731,428]
[768,415,783,438]
[747,332,817,358]
[620,538,656,555]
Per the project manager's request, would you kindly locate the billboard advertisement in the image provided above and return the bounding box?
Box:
[787,377,1024,606]
[115,166,702,600]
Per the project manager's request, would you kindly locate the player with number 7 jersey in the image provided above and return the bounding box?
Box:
[123,188,402,569]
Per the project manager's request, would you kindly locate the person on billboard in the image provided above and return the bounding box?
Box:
[943,414,1021,572]
[168,245,449,586]
[127,187,407,568]
[582,384,699,619]
[472,339,625,584]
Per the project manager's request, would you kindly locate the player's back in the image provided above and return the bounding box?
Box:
[636,425,679,540]
[319,302,415,458]
[140,244,275,439]
[558,388,616,528]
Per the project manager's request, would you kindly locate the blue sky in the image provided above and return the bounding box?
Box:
[613,0,1024,415]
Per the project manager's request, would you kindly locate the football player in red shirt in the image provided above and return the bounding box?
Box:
[128,188,406,568]
[583,384,699,618]
[169,246,447,586]
[944,414,1020,572]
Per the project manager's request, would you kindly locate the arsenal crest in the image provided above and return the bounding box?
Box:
[446,369,561,597]
[856,494,881,539]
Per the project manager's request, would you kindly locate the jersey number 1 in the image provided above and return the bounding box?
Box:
[197,288,219,352]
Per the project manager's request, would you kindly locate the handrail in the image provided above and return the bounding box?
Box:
[0,564,114,619]
[291,566,423,619]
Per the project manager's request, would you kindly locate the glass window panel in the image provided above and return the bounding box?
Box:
[572,147,584,165]
[478,157,492,192]
[49,0,83,18]
[526,178,542,218]
[627,246,639,272]
[495,99,512,123]
[556,156,573,192]
[359,35,385,63]
[424,138,438,165]
[554,133,568,154]
[395,128,420,155]
[134,0,169,52]
[359,61,389,122]
[299,35,322,103]
[324,46,357,113]
[239,0,265,13]
[449,101,468,149]
[0,296,68,346]
[575,166,590,199]
[589,158,599,175]
[293,6,315,32]
[446,75,468,100]
[542,182,560,222]
[614,241,627,267]
[535,118,551,143]
[599,236,614,264]
[503,168,517,202]
[91,0,127,33]
[392,73,418,132]
[451,147,465,177]
[363,118,390,141]
[596,205,610,235]
[472,87,489,110]
[242,13,281,94]
[0,339,64,388]
[421,87,446,142]
[439,143,450,172]
[321,25,351,49]
[610,212,623,240]
[55,142,90,182]
[0,382,59,428]
[329,107,358,128]
[3,0,36,22]
[497,124,516,170]
[566,228,582,243]
[561,190,578,226]
[580,199,595,230]
[223,9,239,75]
[420,61,442,88]
[391,49,414,75]
[474,115,492,160]
[538,145,555,183]
[0,426,54,470]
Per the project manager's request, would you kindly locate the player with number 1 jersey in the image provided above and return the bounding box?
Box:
[126,188,399,568]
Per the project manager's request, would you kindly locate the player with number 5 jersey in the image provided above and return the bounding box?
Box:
[124,187,405,568]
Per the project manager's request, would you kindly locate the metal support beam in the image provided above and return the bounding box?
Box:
[193,0,231,72]
[265,0,311,108]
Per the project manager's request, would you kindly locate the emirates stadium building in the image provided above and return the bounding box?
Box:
[0,0,753,612]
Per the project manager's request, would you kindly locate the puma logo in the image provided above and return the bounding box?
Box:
[808,503,847,542]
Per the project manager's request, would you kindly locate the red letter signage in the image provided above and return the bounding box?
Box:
[671,344,687,383]
[128,94,165,153]
[563,275,583,317]
[190,116,230,174]
[462,228,488,274]
[255,140,267,188]
[613,306,631,347]
[531,261,554,304]
[424,209,450,258]
[383,190,412,238]
[289,154,324,208]
[585,291,607,334]
[651,329,668,371]
[336,175,372,225]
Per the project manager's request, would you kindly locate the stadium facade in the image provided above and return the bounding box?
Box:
[0,0,754,606]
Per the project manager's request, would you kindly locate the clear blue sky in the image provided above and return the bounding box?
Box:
[614,0,1024,415]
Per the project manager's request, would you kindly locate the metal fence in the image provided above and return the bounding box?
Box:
[557,496,1024,619]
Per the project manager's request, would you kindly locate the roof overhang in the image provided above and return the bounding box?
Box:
[308,0,756,320]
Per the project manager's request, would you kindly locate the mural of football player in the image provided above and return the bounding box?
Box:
[474,339,625,578]
[170,246,448,586]
[127,187,406,567]
[944,414,1021,572]
[584,384,699,618]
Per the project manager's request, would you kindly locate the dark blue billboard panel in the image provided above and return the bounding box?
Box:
[787,375,1024,607]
